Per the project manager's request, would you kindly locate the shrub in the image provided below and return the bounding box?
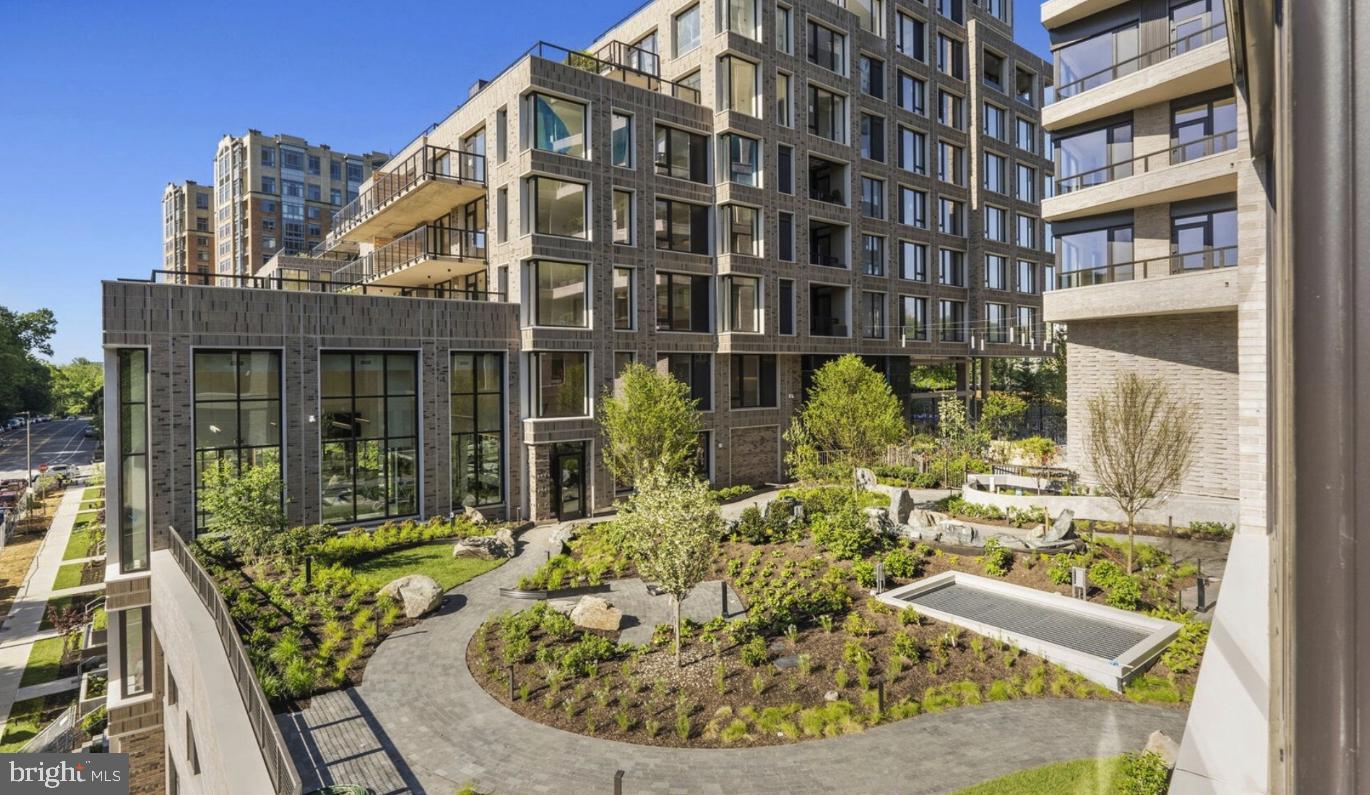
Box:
[892,631,921,662]
[79,706,108,735]
[721,717,750,743]
[561,635,619,677]
[712,484,755,502]
[898,606,922,627]
[882,547,922,579]
[1159,614,1209,674]
[812,507,880,560]
[1117,751,1172,795]
[740,635,770,667]
[282,656,317,697]
[731,506,768,544]
[843,611,875,638]
[981,538,1013,577]
[842,639,873,669]
[797,700,863,737]
[1106,577,1142,610]
[1188,520,1234,538]
[851,560,876,588]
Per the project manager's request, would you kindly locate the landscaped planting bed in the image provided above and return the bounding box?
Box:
[62,511,104,561]
[467,487,1205,748]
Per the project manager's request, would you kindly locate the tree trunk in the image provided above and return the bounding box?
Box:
[673,596,682,668]
[1126,512,1136,574]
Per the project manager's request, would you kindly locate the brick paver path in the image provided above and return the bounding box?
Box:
[280,523,1187,795]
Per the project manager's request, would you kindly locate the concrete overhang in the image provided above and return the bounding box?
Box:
[336,177,486,244]
[1043,39,1233,130]
[1043,266,1240,323]
[1043,150,1240,221]
[1041,0,1132,30]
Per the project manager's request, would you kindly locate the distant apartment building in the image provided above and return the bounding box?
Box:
[212,131,389,277]
[160,181,215,283]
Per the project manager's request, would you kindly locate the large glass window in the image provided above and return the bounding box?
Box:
[722,0,759,38]
[898,186,927,228]
[807,85,847,142]
[897,71,926,114]
[534,260,588,327]
[984,103,1007,140]
[117,349,148,571]
[720,56,759,116]
[898,126,926,174]
[722,204,759,255]
[451,353,504,508]
[860,177,885,219]
[613,189,634,244]
[938,198,965,236]
[530,352,589,418]
[1017,260,1038,294]
[862,234,886,276]
[722,133,759,186]
[985,152,1006,193]
[1057,226,1134,287]
[779,212,794,261]
[985,303,1010,342]
[656,272,711,331]
[674,4,701,55]
[529,177,587,238]
[985,205,1008,242]
[654,126,709,183]
[1172,205,1238,270]
[531,94,587,158]
[860,55,885,98]
[654,198,710,254]
[664,353,712,409]
[119,607,151,698]
[1016,164,1037,202]
[777,71,793,126]
[986,254,1009,290]
[851,0,882,34]
[776,4,793,52]
[611,112,633,167]
[1053,122,1133,192]
[862,291,886,339]
[725,275,761,333]
[614,267,635,329]
[1016,214,1037,249]
[938,89,964,129]
[896,13,926,61]
[194,350,282,531]
[860,114,885,161]
[938,141,964,185]
[320,352,418,523]
[938,299,965,342]
[730,355,777,408]
[807,20,845,73]
[939,248,966,286]
[1055,24,1140,96]
[778,145,793,193]
[1172,93,1238,162]
[779,279,795,335]
[899,295,928,341]
[936,34,964,79]
[899,240,928,281]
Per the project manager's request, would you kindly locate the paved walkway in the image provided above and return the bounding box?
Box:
[0,481,85,735]
[280,522,1187,795]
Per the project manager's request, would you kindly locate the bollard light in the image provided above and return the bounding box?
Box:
[614,769,625,795]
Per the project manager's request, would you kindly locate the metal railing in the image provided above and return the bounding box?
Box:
[1055,245,1238,289]
[20,705,77,753]
[594,40,660,76]
[991,463,1079,485]
[1056,20,1229,99]
[1055,129,1238,194]
[165,527,303,795]
[810,317,849,337]
[332,226,487,287]
[130,270,508,302]
[527,42,700,104]
[329,144,487,239]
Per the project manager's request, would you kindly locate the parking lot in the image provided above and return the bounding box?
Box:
[0,418,99,480]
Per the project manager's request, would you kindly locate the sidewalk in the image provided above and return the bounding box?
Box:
[0,483,86,735]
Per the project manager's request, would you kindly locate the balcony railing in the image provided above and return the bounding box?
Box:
[333,226,486,287]
[528,42,700,104]
[328,145,486,239]
[1055,245,1238,289]
[132,270,508,302]
[594,40,660,77]
[165,527,303,795]
[1056,20,1229,99]
[1052,129,1238,194]
[1054,129,1238,194]
[810,317,849,337]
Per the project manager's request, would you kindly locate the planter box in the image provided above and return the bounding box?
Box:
[78,668,108,717]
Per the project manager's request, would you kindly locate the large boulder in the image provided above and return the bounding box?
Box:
[453,526,516,559]
[377,574,443,619]
[864,507,893,535]
[891,489,916,525]
[463,505,489,525]
[1144,730,1180,768]
[854,467,878,490]
[570,595,622,632]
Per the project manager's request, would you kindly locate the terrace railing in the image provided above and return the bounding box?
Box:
[131,270,508,302]
[328,145,487,239]
[1055,245,1238,289]
[1056,20,1229,99]
[165,527,303,795]
[333,226,487,287]
[1054,129,1238,194]
[526,42,701,104]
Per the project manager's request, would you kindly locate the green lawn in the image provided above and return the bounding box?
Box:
[0,693,75,752]
[952,757,1125,795]
[51,562,87,592]
[62,521,100,561]
[79,487,103,503]
[17,635,72,689]
[348,542,504,592]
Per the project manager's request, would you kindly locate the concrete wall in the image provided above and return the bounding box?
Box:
[960,482,1238,526]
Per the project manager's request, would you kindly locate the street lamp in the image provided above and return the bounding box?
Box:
[22,410,31,485]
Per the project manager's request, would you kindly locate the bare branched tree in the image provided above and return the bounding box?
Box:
[1086,372,1198,572]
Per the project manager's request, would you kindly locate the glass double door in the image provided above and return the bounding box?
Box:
[550,442,586,521]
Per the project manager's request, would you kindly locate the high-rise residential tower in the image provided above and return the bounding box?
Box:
[160,181,215,283]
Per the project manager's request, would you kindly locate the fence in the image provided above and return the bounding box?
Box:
[20,705,78,753]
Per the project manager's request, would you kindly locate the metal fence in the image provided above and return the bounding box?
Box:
[20,705,77,754]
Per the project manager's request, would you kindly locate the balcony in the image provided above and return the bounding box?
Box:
[808,156,848,206]
[1044,23,1230,130]
[809,284,850,338]
[533,41,698,103]
[1044,130,1239,221]
[325,145,486,246]
[1041,0,1130,28]
[1046,246,1238,321]
[333,226,486,290]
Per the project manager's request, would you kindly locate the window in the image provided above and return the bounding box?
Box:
[1171,0,1225,53]
[320,352,418,523]
[985,205,1008,242]
[860,114,885,161]
[655,126,709,183]
[611,112,634,167]
[898,186,927,228]
[807,85,847,142]
[937,142,964,185]
[1044,263,1056,290]
[809,155,846,204]
[613,190,634,244]
[779,279,795,335]
[983,50,1005,90]
[528,177,587,238]
[631,31,659,73]
[496,108,509,162]
[1015,68,1036,105]
[860,177,885,219]
[531,94,587,158]
[899,240,928,281]
[346,161,363,182]
[1053,121,1133,192]
[306,183,321,201]
[260,147,275,167]
[1172,93,1238,162]
[809,221,846,267]
[778,145,794,193]
[1016,164,1037,202]
[451,352,504,508]
[656,272,711,331]
[1057,225,1134,287]
[614,352,636,382]
[899,296,928,340]
[860,55,885,98]
[896,13,926,61]
[117,350,148,571]
[120,607,151,698]
[936,34,964,79]
[1016,117,1037,153]
[939,198,965,236]
[807,20,846,73]
[986,254,1009,290]
[330,188,342,205]
[1055,24,1140,96]
[985,152,1006,193]
[1017,260,1037,294]
[939,248,965,285]
[778,212,794,261]
[722,0,759,39]
[937,0,963,23]
[533,261,588,327]
[720,56,759,115]
[194,351,282,531]
[985,302,1010,342]
[984,103,1007,140]
[862,292,886,338]
[678,69,702,98]
[1172,205,1238,270]
[261,176,276,194]
[1016,214,1037,248]
[722,204,760,255]
[497,188,508,243]
[614,267,635,329]
[674,4,701,56]
[776,4,793,53]
[938,299,965,341]
[724,275,761,332]
[731,355,777,408]
[529,352,588,418]
[722,133,760,185]
[661,354,712,411]
[1016,306,1038,340]
[862,234,886,275]
[937,90,964,129]
[851,0,883,34]
[654,198,710,254]
[898,126,927,174]
[897,71,926,114]
[783,70,794,126]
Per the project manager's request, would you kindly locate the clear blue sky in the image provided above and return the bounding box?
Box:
[0,0,1048,364]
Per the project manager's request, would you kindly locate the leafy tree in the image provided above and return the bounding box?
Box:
[980,392,1027,440]
[598,362,701,488]
[48,358,103,417]
[616,467,722,667]
[0,306,56,420]
[785,355,904,482]
[933,396,990,488]
[1016,436,1058,495]
[198,458,288,561]
[1086,373,1197,572]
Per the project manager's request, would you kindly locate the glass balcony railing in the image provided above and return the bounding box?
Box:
[1054,129,1237,194]
[1055,245,1238,289]
[1056,20,1228,99]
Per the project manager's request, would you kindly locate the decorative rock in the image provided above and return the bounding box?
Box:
[892,489,916,525]
[824,690,840,702]
[453,527,516,559]
[854,467,878,490]
[864,507,893,534]
[548,522,576,549]
[463,505,488,525]
[773,655,799,670]
[1144,730,1179,768]
[547,599,578,615]
[570,595,623,632]
[377,574,443,619]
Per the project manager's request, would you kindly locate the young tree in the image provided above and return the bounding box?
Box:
[616,467,723,667]
[1086,373,1197,572]
[598,362,701,489]
[935,395,989,487]
[980,392,1027,440]
[198,458,287,561]
[784,355,904,482]
[1016,436,1058,495]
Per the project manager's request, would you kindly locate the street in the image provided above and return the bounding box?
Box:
[0,419,99,480]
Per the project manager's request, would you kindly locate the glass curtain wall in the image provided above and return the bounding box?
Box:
[193,350,282,531]
[451,352,504,508]
[118,349,149,570]
[320,352,418,524]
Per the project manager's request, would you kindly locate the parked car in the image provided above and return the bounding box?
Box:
[83,427,95,438]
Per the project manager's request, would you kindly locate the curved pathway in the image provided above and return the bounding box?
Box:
[280,524,1187,795]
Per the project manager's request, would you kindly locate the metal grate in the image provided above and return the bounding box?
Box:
[897,582,1149,660]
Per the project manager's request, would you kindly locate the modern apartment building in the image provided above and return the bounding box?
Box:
[160,181,215,283]
[212,131,389,277]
